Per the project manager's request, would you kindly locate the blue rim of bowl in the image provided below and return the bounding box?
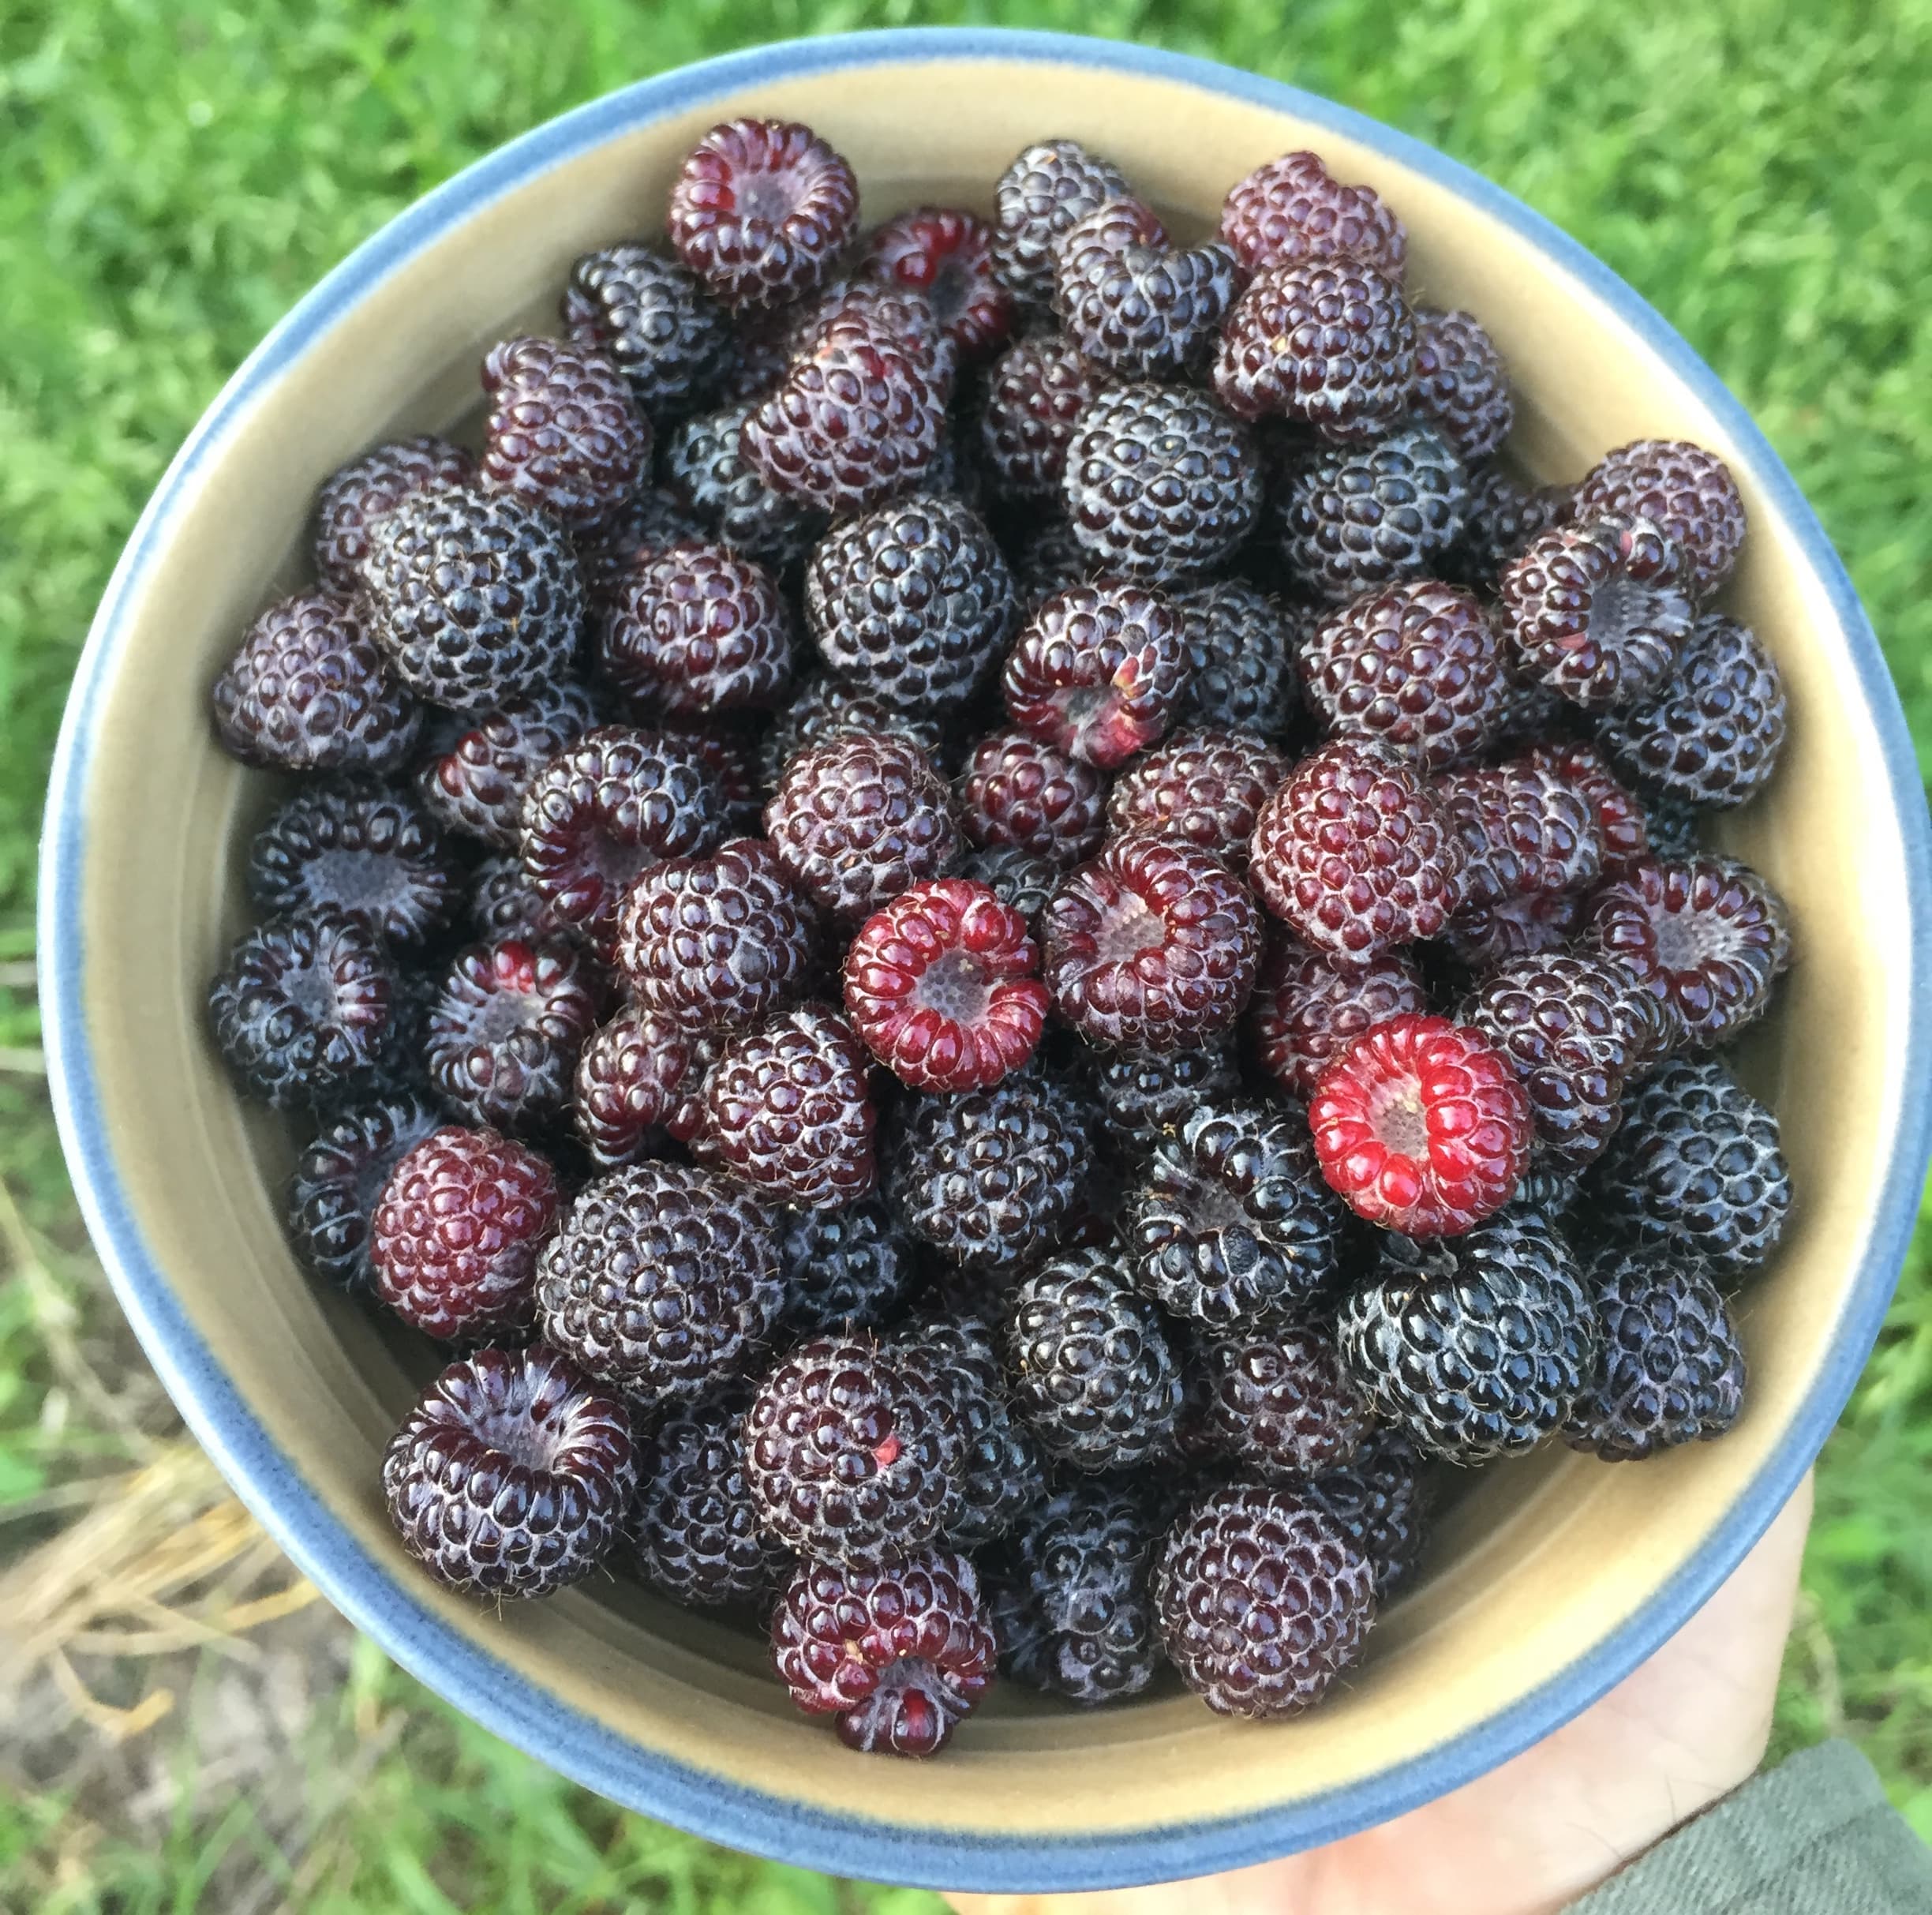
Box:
[39,26,1932,1893]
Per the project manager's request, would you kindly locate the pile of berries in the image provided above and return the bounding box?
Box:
[211,118,1792,1759]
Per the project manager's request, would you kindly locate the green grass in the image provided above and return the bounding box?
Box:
[3,0,1931,1902]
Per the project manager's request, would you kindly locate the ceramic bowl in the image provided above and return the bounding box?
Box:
[40,26,1932,1893]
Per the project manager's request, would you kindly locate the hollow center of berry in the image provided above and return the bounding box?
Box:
[1588,574,1653,650]
[1370,1089,1432,1162]
[308,849,407,916]
[470,987,541,1047]
[285,958,338,1025]
[840,1656,962,1756]
[1651,905,1717,972]
[584,829,650,890]
[736,171,797,227]
[913,947,991,1023]
[1094,889,1167,965]
[926,256,971,326]
[473,1411,556,1473]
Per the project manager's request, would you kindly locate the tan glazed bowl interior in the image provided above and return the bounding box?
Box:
[40,28,1932,1893]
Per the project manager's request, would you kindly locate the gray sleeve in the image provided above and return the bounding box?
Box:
[1569,1740,1932,1913]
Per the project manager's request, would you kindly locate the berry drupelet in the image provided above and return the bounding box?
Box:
[572,1002,714,1168]
[519,726,721,952]
[1246,931,1430,1103]
[991,137,1134,305]
[560,242,731,418]
[1154,1482,1376,1718]
[630,1384,792,1608]
[1043,833,1262,1051]
[865,205,1014,358]
[781,1196,921,1336]
[286,1092,442,1293]
[1594,613,1788,808]
[1170,579,1305,739]
[212,589,420,774]
[425,939,602,1132]
[770,1549,996,1757]
[420,682,601,849]
[698,1003,878,1209]
[662,399,825,569]
[666,118,859,310]
[1004,1250,1183,1471]
[1586,856,1792,1050]
[601,539,794,715]
[1062,383,1262,583]
[766,732,962,920]
[979,334,1106,497]
[1130,1100,1346,1325]
[616,836,817,1033]
[246,782,458,947]
[1338,1209,1597,1460]
[1275,421,1470,603]
[1589,1056,1792,1277]
[1310,1014,1533,1237]
[843,878,1049,1093]
[1301,579,1509,772]
[1198,1321,1372,1478]
[990,1478,1163,1705]
[1002,581,1191,768]
[1214,260,1417,441]
[960,728,1108,867]
[1563,1250,1747,1462]
[534,1160,786,1407]
[208,909,398,1110]
[384,1344,636,1599]
[369,1124,559,1339]
[313,437,476,588]
[1248,739,1466,958]
[361,488,584,714]
[1218,148,1407,280]
[1498,514,1694,712]
[1573,438,1747,601]
[477,335,650,531]
[1051,197,1238,380]
[743,1334,964,1566]
[888,1074,1086,1272]
[804,497,1016,714]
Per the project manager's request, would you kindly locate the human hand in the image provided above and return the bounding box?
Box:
[945,1472,1811,1915]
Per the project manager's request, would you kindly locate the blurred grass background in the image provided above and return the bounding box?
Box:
[2,0,1930,1907]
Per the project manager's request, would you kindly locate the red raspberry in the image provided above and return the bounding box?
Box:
[1002,582,1189,769]
[1052,198,1238,380]
[991,137,1134,305]
[1437,760,1601,909]
[370,1125,559,1338]
[616,838,817,1032]
[1249,740,1466,957]
[519,726,721,953]
[314,437,475,588]
[1245,931,1429,1101]
[1213,261,1417,440]
[1586,856,1792,1050]
[843,878,1049,1092]
[979,334,1106,497]
[1310,1014,1533,1236]
[1525,740,1650,868]
[573,1003,717,1169]
[1442,889,1590,971]
[1042,834,1261,1051]
[741,312,946,515]
[770,1550,996,1757]
[420,682,601,849]
[1218,149,1407,280]
[1573,438,1746,601]
[1499,515,1694,711]
[865,205,1013,358]
[959,728,1108,867]
[426,939,602,1132]
[1301,580,1508,771]
[766,732,962,920]
[1410,309,1513,463]
[698,1004,877,1209]
[383,1345,635,1599]
[477,336,650,531]
[1105,727,1290,857]
[666,118,859,311]
[601,540,794,715]
[212,589,419,775]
